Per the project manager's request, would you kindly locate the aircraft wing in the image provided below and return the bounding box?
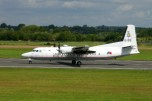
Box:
[72,46,96,54]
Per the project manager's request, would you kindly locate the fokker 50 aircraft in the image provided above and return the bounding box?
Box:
[22,25,139,66]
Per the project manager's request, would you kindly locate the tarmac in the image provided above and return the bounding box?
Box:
[0,58,152,70]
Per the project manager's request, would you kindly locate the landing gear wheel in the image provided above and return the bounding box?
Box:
[77,61,81,67]
[28,58,32,64]
[72,60,76,65]
[29,60,32,64]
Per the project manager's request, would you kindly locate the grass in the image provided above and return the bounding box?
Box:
[0,68,152,101]
[0,48,31,58]
[0,41,105,46]
[118,49,152,60]
[0,41,46,46]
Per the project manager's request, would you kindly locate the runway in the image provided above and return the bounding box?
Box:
[0,58,152,70]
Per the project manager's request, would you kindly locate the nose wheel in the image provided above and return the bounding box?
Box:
[28,58,32,64]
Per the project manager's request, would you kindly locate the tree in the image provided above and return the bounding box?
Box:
[20,25,40,33]
[56,31,76,41]
[18,24,26,30]
[0,23,7,28]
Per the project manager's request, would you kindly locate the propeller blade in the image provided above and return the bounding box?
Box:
[57,42,62,53]
[53,43,56,47]
[58,42,60,50]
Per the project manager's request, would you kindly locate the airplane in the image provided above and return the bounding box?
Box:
[22,24,139,66]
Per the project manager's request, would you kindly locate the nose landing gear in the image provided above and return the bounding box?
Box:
[28,58,32,64]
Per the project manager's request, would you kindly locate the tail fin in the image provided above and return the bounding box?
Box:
[122,25,139,54]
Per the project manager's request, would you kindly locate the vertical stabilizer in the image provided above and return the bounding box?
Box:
[122,25,139,54]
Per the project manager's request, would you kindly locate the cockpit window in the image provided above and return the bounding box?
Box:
[33,50,41,52]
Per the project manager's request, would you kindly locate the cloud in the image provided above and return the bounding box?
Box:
[0,0,152,27]
[63,1,95,8]
[0,17,5,22]
[17,0,61,8]
[117,4,133,11]
[135,11,145,18]
[112,0,126,3]
[22,0,38,8]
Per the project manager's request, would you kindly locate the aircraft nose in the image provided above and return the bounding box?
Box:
[21,52,31,58]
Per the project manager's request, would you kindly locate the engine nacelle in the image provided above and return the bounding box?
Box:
[59,46,73,53]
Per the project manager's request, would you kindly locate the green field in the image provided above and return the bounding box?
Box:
[0,48,31,58]
[118,49,152,60]
[0,41,105,46]
[0,68,152,101]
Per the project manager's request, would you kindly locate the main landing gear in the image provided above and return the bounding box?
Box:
[72,60,82,67]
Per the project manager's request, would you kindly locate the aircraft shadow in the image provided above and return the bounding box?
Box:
[57,62,126,67]
[57,62,79,67]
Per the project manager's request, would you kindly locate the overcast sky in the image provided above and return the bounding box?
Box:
[0,0,152,27]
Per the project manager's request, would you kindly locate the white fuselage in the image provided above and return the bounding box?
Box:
[22,45,123,61]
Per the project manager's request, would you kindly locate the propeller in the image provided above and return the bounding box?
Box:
[58,42,60,50]
[53,43,56,47]
[57,42,62,53]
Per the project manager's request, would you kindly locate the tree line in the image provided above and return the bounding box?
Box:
[0,23,152,43]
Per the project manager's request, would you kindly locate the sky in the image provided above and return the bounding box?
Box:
[0,0,152,27]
